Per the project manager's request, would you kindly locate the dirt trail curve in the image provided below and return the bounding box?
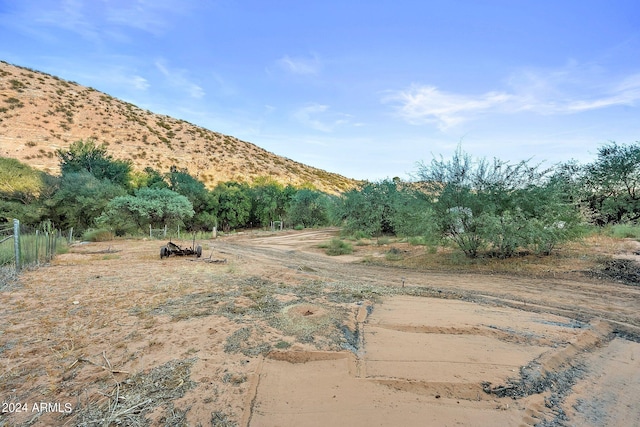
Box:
[218,229,640,336]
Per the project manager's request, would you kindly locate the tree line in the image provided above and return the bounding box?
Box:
[0,139,336,235]
[336,142,640,258]
[1,139,639,258]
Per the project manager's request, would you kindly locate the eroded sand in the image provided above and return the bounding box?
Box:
[249,297,638,427]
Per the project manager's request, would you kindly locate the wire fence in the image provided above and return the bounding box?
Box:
[149,224,218,241]
[0,219,71,284]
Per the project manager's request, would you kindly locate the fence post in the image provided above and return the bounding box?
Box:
[49,231,53,261]
[150,224,152,239]
[35,229,39,266]
[13,219,20,273]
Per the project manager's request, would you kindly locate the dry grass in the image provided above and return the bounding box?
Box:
[70,358,197,427]
[0,265,19,290]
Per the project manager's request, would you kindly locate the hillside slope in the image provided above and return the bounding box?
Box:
[0,61,356,193]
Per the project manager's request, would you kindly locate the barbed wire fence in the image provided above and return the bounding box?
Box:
[0,219,71,289]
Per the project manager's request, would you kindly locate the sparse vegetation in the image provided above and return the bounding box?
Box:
[608,224,640,239]
[385,247,404,261]
[320,238,353,256]
[81,228,115,242]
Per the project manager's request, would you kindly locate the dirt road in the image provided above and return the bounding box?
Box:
[221,229,640,331]
[0,228,638,426]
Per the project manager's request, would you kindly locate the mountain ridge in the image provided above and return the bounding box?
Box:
[0,61,357,193]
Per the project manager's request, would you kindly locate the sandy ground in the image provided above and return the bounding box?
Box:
[0,228,639,427]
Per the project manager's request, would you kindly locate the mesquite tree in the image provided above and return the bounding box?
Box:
[415,147,581,258]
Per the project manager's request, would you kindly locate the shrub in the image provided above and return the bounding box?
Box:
[322,238,353,256]
[275,340,291,349]
[82,228,114,242]
[385,247,403,261]
[342,230,370,240]
[377,236,391,245]
[609,224,640,239]
[408,236,428,246]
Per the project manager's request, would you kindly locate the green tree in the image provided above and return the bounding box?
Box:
[212,182,251,231]
[167,166,216,230]
[416,147,580,258]
[250,179,293,228]
[337,180,400,237]
[0,157,56,203]
[390,188,436,240]
[46,172,126,232]
[98,188,194,234]
[580,141,640,225]
[0,199,45,225]
[56,138,132,187]
[0,157,56,224]
[287,189,332,228]
[130,167,169,190]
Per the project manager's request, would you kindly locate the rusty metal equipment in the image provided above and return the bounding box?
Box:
[160,240,202,258]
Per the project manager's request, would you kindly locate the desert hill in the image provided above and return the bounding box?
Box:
[0,61,357,193]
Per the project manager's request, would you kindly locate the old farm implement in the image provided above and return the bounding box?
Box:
[160,240,203,259]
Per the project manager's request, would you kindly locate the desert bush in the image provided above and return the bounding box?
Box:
[377,236,392,245]
[578,141,640,225]
[336,180,399,237]
[224,327,252,353]
[347,230,370,240]
[408,236,428,245]
[415,146,582,258]
[82,228,114,242]
[321,238,353,256]
[385,247,403,261]
[608,223,640,239]
[275,340,291,349]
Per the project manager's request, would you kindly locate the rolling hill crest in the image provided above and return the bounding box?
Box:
[0,61,356,193]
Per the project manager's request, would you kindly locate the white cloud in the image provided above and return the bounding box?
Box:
[131,75,150,90]
[104,0,190,37]
[0,0,189,44]
[385,85,513,129]
[292,103,351,132]
[155,60,204,98]
[563,73,640,112]
[386,66,640,129]
[277,54,321,75]
[16,0,101,42]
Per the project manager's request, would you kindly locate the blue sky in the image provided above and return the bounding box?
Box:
[1,0,639,180]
